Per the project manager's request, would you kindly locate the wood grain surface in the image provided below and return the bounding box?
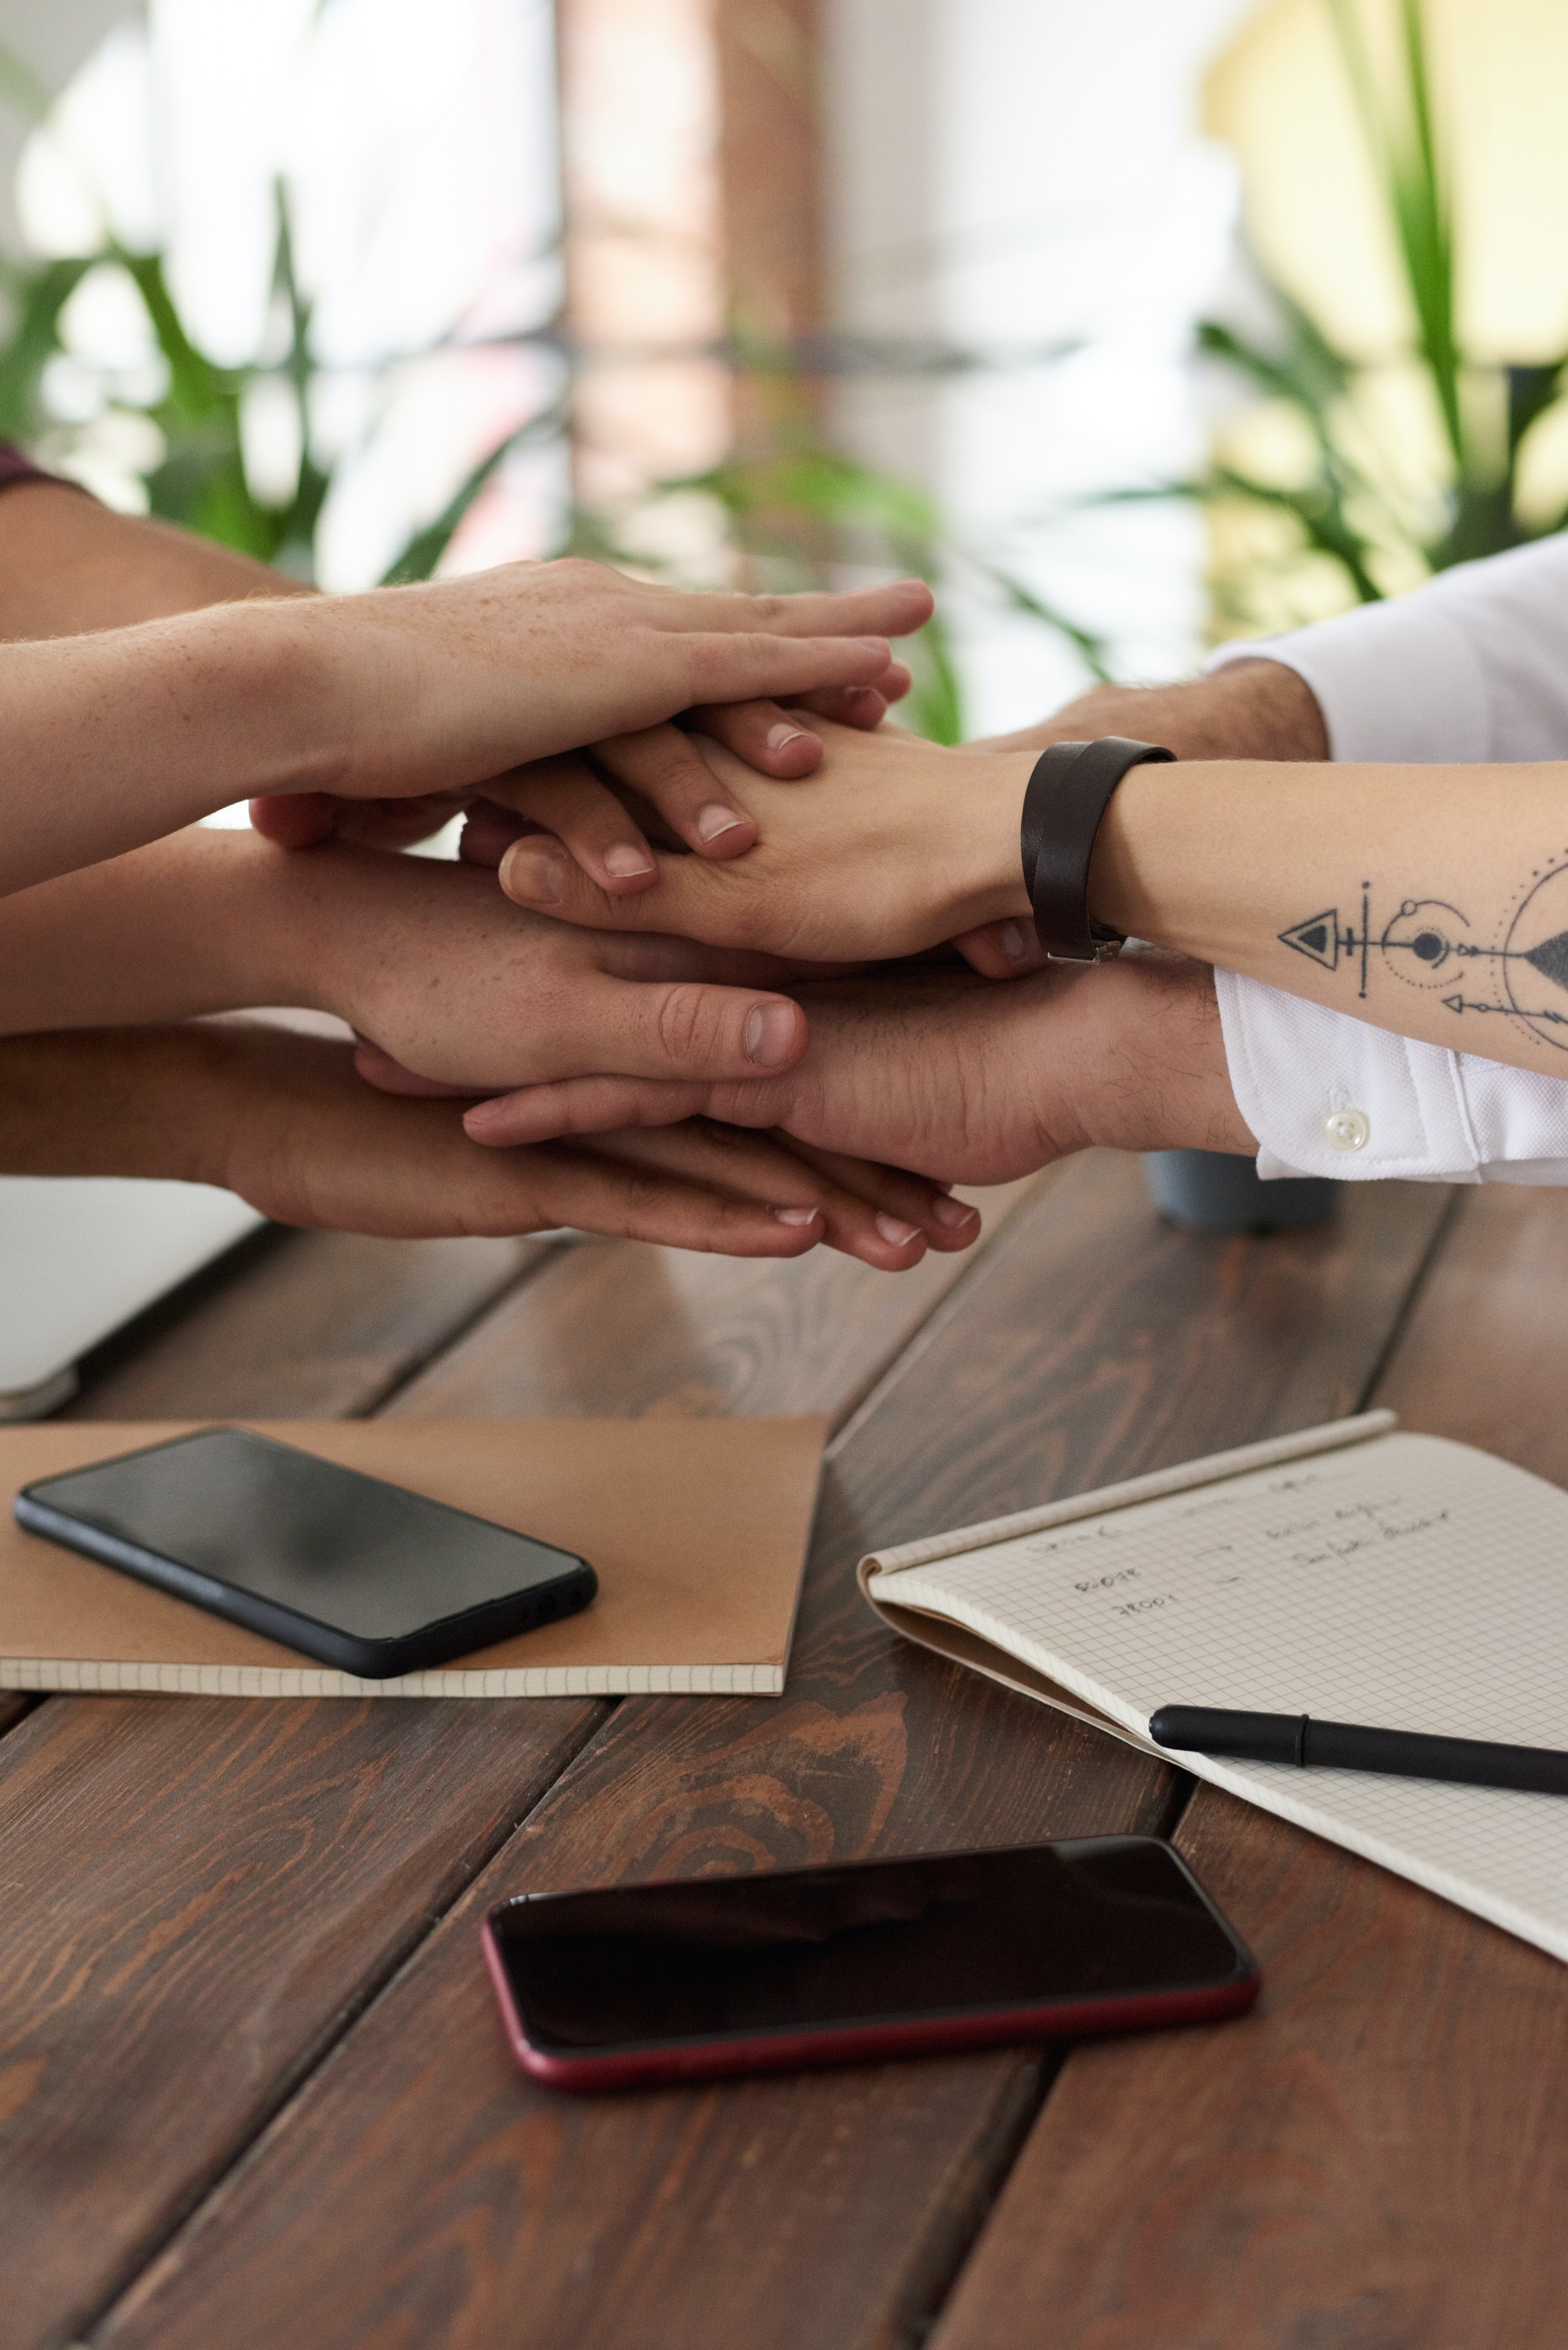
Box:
[929,1786,1568,2350]
[0,1688,607,2350]
[926,1181,1568,2350]
[67,1227,551,1421]
[92,1159,1452,2350]
[4,1189,1035,2350]
[387,1179,1037,1425]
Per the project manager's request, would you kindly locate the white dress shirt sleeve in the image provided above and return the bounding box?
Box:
[1201,533,1568,1184]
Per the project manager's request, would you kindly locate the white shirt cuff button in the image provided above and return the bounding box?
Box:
[1324,1106,1371,1152]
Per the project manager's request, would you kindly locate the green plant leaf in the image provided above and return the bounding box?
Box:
[379,394,569,585]
[0,39,52,125]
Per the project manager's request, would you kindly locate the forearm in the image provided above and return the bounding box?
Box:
[0,828,407,1033]
[0,598,345,896]
[1090,757,1568,1081]
[0,482,313,641]
[972,658,1329,762]
[0,1024,242,1182]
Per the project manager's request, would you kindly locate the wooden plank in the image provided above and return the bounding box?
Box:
[926,1182,1568,2350]
[929,1786,1568,2350]
[92,1159,1452,2350]
[0,1224,570,2347]
[0,1688,608,2350]
[2,1192,1031,2349]
[68,1228,551,1421]
[388,1180,1037,1424]
[1373,1179,1568,1479]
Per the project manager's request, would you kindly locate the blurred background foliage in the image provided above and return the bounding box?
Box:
[0,0,1566,731]
[1194,0,1568,634]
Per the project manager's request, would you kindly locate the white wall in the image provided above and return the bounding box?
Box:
[0,0,137,255]
[826,0,1255,734]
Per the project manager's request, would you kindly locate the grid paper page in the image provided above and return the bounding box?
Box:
[870,1432,1568,1961]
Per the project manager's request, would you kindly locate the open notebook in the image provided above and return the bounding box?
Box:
[859,1412,1568,1963]
[0,1418,824,1698]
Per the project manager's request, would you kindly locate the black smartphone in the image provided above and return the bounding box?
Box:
[14,1426,596,1678]
[483,1836,1259,2092]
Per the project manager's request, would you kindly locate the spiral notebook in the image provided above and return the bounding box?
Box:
[859,1412,1568,1963]
[0,1417,825,1698]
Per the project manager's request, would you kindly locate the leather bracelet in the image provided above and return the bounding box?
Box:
[1020,736,1174,963]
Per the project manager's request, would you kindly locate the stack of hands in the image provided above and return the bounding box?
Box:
[0,505,1284,1269]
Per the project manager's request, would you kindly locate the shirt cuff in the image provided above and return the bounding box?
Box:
[1207,603,1490,763]
[1213,971,1568,1185]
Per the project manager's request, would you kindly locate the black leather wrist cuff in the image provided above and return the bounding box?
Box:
[1020,736,1174,963]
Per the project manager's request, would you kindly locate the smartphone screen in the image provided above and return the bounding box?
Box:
[486,1837,1257,2088]
[15,1427,595,1678]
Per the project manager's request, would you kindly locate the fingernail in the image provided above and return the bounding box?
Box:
[933,1197,978,1229]
[744,1002,797,1067]
[604,843,656,879]
[766,723,811,753]
[502,843,566,904]
[999,920,1031,962]
[771,1206,819,1227]
[875,1215,920,1247]
[854,636,889,654]
[697,804,748,842]
[462,1097,513,1139]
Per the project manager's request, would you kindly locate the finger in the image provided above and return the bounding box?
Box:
[788,664,913,722]
[354,1040,479,1097]
[458,798,534,869]
[249,792,468,853]
[321,796,470,852]
[571,1122,933,1272]
[500,831,702,938]
[482,754,661,895]
[516,1141,827,1259]
[589,722,762,858]
[951,917,1051,978]
[248,793,339,848]
[687,701,824,779]
[684,666,914,773]
[462,1074,968,1256]
[675,630,900,711]
[655,578,933,642]
[465,1076,706,1147]
[770,1134,982,1251]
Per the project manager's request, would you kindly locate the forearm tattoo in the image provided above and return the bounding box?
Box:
[1279,864,1568,1051]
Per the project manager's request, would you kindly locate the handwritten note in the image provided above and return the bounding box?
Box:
[870,1431,1568,1961]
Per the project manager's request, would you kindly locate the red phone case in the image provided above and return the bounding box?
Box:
[481,1913,1259,2095]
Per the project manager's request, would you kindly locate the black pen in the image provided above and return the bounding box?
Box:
[1147,1706,1568,1798]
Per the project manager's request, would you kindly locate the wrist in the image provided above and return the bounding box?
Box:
[972,659,1327,764]
[936,751,1035,934]
[203,599,350,802]
[1069,956,1256,1155]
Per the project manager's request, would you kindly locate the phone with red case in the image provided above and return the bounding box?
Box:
[483,1835,1259,2093]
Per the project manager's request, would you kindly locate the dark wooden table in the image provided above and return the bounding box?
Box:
[4,1151,1566,2350]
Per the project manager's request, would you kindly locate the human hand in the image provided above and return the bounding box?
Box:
[453,956,1256,1182]
[250,665,915,862]
[495,716,1035,963]
[285,842,833,1092]
[246,565,931,856]
[0,1021,970,1265]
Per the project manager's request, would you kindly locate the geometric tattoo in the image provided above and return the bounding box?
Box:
[1279,860,1568,1052]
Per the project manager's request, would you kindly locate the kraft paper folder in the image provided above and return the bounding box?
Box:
[859,1410,1568,1964]
[0,1418,826,1698]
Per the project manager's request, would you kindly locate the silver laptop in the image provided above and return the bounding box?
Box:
[0,1176,264,1418]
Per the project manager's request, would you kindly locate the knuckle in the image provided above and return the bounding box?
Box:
[653,981,726,1068]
